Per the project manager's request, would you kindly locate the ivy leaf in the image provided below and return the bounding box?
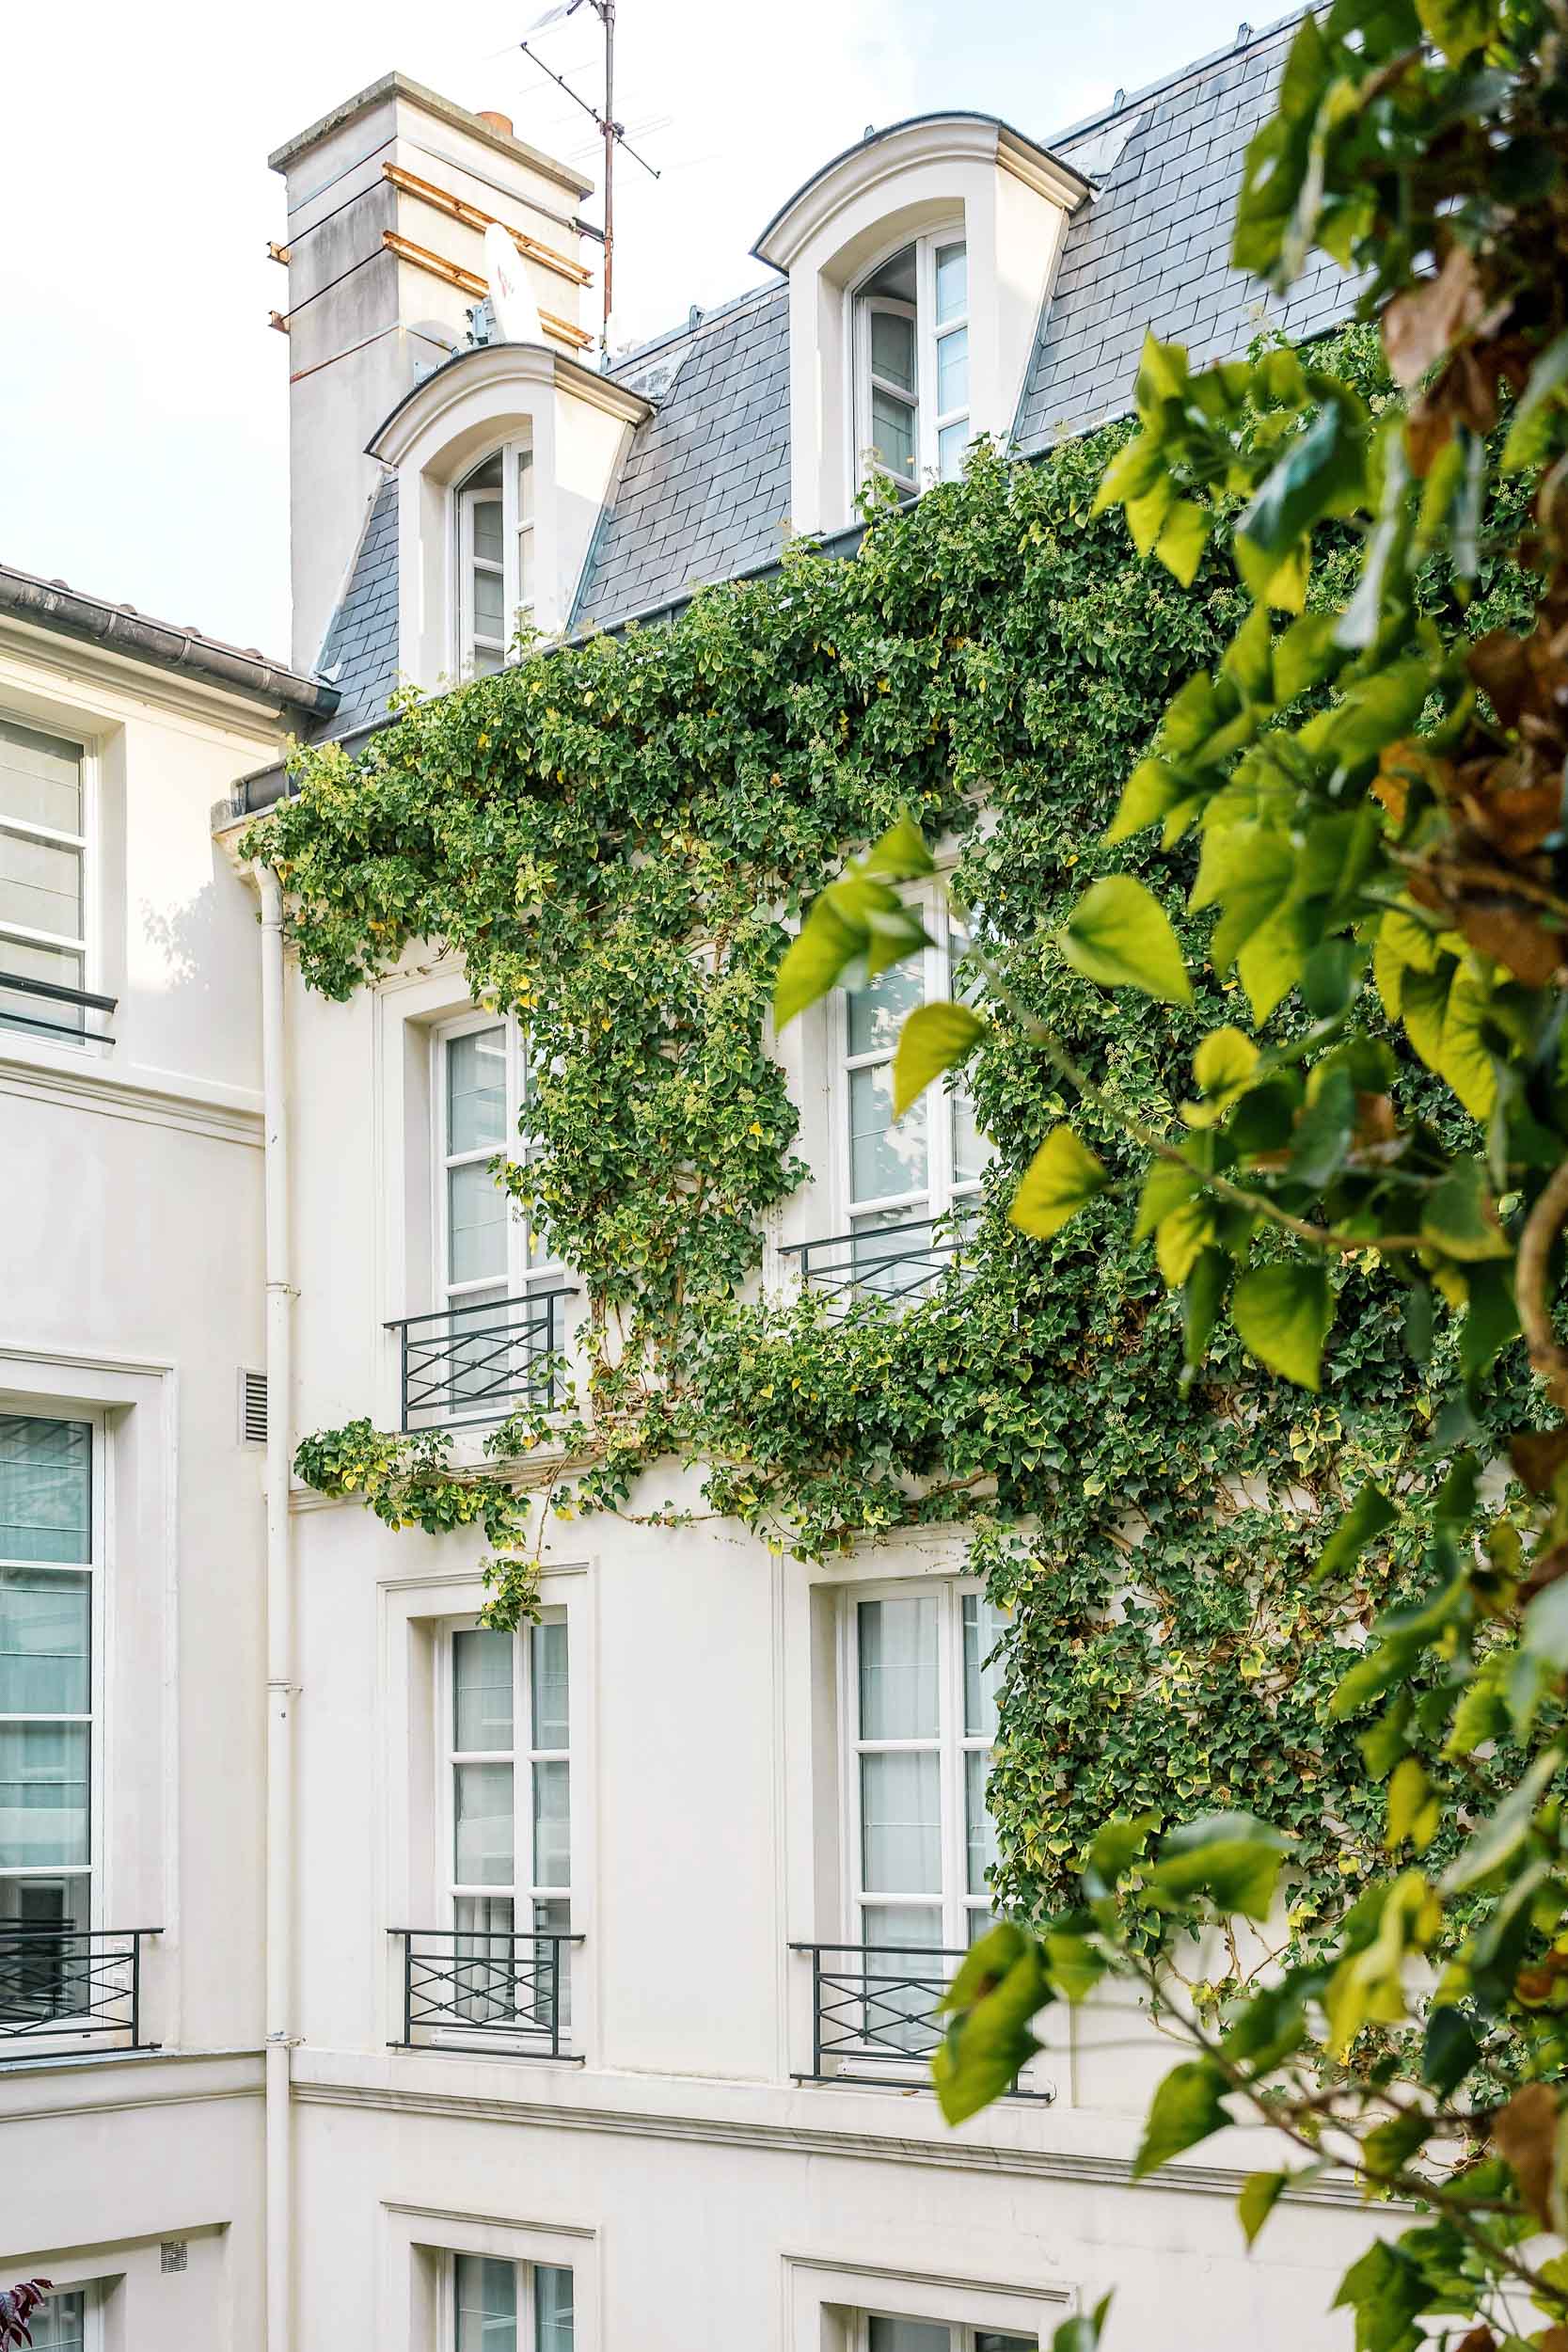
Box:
[1441,1747,1562,1893]
[1238,2169,1291,2249]
[1146,1812,1289,1920]
[1421,2007,1481,2100]
[892,1001,987,1117]
[1132,2058,1232,2179]
[1231,1262,1334,1391]
[1010,1127,1110,1240]
[1059,876,1193,1004]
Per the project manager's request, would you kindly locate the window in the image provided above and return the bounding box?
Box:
[0,1415,96,1984]
[853,234,969,493]
[446,1614,571,2028]
[838,891,986,1288]
[453,2255,573,2352]
[845,1581,1006,1968]
[27,2292,89,2352]
[456,443,535,678]
[436,1012,563,1419]
[0,717,89,1041]
[858,2323,1033,2352]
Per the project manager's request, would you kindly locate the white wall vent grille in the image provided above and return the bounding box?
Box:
[239,1369,268,1446]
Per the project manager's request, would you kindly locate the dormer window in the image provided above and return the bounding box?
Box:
[456,441,534,677]
[853,233,970,493]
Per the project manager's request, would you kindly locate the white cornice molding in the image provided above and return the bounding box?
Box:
[0,1057,264,1147]
[753,114,1086,271]
[370,342,650,468]
[292,2074,1383,2209]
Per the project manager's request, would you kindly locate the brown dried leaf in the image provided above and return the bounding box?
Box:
[1512,1431,1568,1494]
[1385,246,1489,389]
[1467,631,1534,730]
[1452,2328,1497,2352]
[1453,901,1565,987]
[1494,2079,1559,2228]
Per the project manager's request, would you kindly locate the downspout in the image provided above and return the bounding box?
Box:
[260,866,294,2352]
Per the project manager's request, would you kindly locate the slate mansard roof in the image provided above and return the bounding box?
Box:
[311,8,1354,732]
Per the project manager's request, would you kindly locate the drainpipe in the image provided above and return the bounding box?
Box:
[260,866,294,2352]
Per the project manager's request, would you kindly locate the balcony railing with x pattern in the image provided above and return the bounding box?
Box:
[0,1927,157,2053]
[389,1928,582,2059]
[778,1212,978,1309]
[0,971,117,1047]
[791,1941,1052,2098]
[387,1288,576,1431]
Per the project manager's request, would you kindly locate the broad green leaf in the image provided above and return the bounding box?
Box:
[1051,2296,1112,2352]
[773,898,863,1029]
[1420,1158,1510,1262]
[1155,497,1213,585]
[1421,2006,1481,2099]
[892,1001,987,1117]
[1133,1157,1200,1244]
[1523,1579,1568,1674]
[1386,1755,1439,1853]
[1238,903,1317,1023]
[1360,2107,1431,2194]
[1238,400,1365,564]
[1105,757,1186,846]
[1274,611,1343,702]
[1059,876,1192,1004]
[1331,2240,1429,2352]
[1231,1262,1334,1391]
[1315,1484,1397,1583]
[1010,1127,1109,1240]
[1190,823,1296,976]
[1146,1812,1288,1921]
[1301,657,1434,772]
[1155,1195,1216,1287]
[1238,2169,1290,2249]
[1043,1928,1109,2004]
[1358,1692,1412,1782]
[1132,2058,1232,2178]
[933,1921,1050,2124]
[1441,1746,1562,1893]
[1417,0,1497,60]
[1193,1025,1259,1101]
[1182,1246,1228,1373]
[1503,327,1568,470]
[862,811,935,882]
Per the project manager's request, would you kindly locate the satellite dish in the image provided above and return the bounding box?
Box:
[483,221,543,345]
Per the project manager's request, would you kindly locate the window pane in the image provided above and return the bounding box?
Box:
[531,1620,568,1749]
[0,1724,89,1867]
[936,324,968,417]
[472,498,504,569]
[518,527,534,607]
[859,1596,939,1738]
[0,939,85,1036]
[517,448,535,525]
[0,720,82,837]
[962,1593,1007,1736]
[0,1418,89,1565]
[0,830,82,945]
[975,2335,1037,2350]
[0,1568,88,1715]
[870,389,916,482]
[452,1893,515,2027]
[966,1748,999,1898]
[869,309,916,395]
[447,1028,507,1154]
[471,646,505,678]
[473,566,505,633]
[532,1758,570,1889]
[453,1629,513,1752]
[934,240,968,325]
[0,1876,87,1934]
[448,1161,508,1287]
[535,2265,574,2352]
[26,2294,86,2352]
[867,2317,951,2352]
[847,958,924,1058]
[951,1081,985,1184]
[937,421,969,483]
[456,2255,516,2352]
[446,1286,510,1409]
[454,1762,514,1885]
[861,1749,941,1893]
[849,1064,927,1204]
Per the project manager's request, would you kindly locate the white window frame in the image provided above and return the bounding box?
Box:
[436,1608,572,2043]
[838,1575,1003,1959]
[26,2280,104,2352]
[851,2321,1036,2352]
[851,228,971,495]
[0,714,99,1047]
[832,882,986,1243]
[441,2249,575,2352]
[454,441,535,679]
[0,1408,105,1952]
[435,1009,561,1312]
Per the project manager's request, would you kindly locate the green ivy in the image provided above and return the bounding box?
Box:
[243,320,1532,1940]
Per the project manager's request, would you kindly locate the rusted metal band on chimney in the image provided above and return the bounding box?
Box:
[381,231,594,350]
[381,162,593,288]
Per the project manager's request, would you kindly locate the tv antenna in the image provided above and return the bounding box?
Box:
[517,0,661,355]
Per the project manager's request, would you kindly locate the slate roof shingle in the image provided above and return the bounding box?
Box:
[315,471,400,727]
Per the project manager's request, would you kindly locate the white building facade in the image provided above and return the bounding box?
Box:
[3,22,1394,2351]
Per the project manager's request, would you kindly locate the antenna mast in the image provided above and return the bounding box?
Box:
[517,0,659,359]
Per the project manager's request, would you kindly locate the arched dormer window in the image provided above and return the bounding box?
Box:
[854,231,970,493]
[455,439,535,677]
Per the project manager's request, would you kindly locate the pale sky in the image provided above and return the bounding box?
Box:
[2,0,1255,660]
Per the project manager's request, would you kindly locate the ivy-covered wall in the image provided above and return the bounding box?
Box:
[245,322,1533,1949]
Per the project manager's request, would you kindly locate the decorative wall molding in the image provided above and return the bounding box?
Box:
[0,1057,264,1148]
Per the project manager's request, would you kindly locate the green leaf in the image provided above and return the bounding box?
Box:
[1010,1127,1110,1241]
[1358,1692,1412,1782]
[1132,2058,1232,2179]
[1420,1158,1510,1263]
[1133,1157,1200,1244]
[1193,1025,1259,1101]
[1238,400,1365,564]
[1155,1195,1216,1287]
[1238,2169,1290,2249]
[1421,2007,1481,2100]
[1154,497,1213,585]
[1274,611,1343,702]
[1503,327,1568,470]
[1523,1580,1568,1674]
[1051,2297,1112,2352]
[1386,1755,1439,1853]
[1231,1262,1334,1391]
[1182,1247,1228,1374]
[1417,0,1497,61]
[1146,1812,1289,1921]
[773,898,863,1029]
[932,1922,1050,2124]
[892,1001,987,1118]
[1190,823,1295,976]
[1105,757,1186,846]
[1316,1484,1397,1583]
[1441,1747,1562,1893]
[1043,1928,1109,2004]
[1058,876,1192,1004]
[1331,2240,1429,2352]
[862,811,935,882]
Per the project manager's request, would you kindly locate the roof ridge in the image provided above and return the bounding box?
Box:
[609,279,785,379]
[1051,5,1312,151]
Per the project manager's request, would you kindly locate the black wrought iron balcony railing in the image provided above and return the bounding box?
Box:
[389,1928,581,2059]
[791,1941,1052,2099]
[778,1213,977,1309]
[386,1288,576,1431]
[0,1926,157,2053]
[0,971,117,1046]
